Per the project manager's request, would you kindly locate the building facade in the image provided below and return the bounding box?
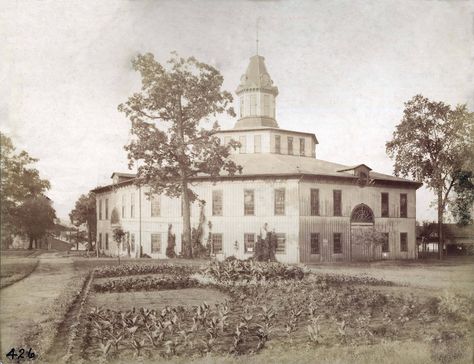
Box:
[92,54,422,263]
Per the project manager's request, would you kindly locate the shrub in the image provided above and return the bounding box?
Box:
[166,224,177,258]
[254,232,277,262]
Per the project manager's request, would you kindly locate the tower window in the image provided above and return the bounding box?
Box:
[275,135,281,154]
[264,95,270,116]
[239,136,246,153]
[288,137,293,155]
[254,135,261,153]
[250,94,257,115]
[300,138,305,156]
[240,96,244,117]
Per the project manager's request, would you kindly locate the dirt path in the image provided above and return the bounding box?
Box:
[0,252,75,355]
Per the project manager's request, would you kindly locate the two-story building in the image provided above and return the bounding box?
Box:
[92,53,422,263]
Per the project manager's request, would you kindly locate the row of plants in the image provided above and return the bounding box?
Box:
[309,272,395,287]
[93,275,200,293]
[94,263,197,278]
[202,259,306,282]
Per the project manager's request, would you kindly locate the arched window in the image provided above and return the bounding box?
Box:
[350,204,374,223]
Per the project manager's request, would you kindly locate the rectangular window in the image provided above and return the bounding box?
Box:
[250,94,256,115]
[254,135,261,153]
[98,200,102,220]
[224,136,231,146]
[151,195,160,217]
[130,193,135,218]
[382,233,389,253]
[105,199,109,220]
[244,233,255,253]
[310,233,320,254]
[98,233,102,249]
[400,232,408,252]
[275,135,281,154]
[288,137,293,155]
[105,233,109,250]
[274,188,285,215]
[275,233,286,253]
[240,96,244,117]
[264,94,270,116]
[122,195,126,218]
[333,190,342,216]
[310,189,320,216]
[151,233,161,253]
[212,233,223,253]
[299,138,305,156]
[244,189,255,215]
[400,193,407,218]
[333,233,342,254]
[381,193,389,217]
[239,136,246,153]
[212,190,223,216]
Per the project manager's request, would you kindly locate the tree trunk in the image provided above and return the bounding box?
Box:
[181,182,193,258]
[437,189,444,260]
[28,236,33,250]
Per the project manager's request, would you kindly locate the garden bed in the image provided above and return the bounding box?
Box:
[69,260,471,363]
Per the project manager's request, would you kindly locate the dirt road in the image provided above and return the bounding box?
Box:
[0,252,74,355]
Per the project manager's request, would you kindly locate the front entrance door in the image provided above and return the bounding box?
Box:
[350,204,375,261]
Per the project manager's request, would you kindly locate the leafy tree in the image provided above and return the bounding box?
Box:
[118,52,241,258]
[113,227,127,264]
[16,196,56,249]
[69,193,97,251]
[386,95,474,259]
[1,132,50,248]
[351,229,387,262]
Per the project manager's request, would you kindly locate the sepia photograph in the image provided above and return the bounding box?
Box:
[1,1,473,363]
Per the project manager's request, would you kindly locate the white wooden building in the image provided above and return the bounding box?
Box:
[92,54,422,263]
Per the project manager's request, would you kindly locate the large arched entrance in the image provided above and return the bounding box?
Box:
[350,204,374,261]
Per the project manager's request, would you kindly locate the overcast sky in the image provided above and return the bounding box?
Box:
[1,0,473,222]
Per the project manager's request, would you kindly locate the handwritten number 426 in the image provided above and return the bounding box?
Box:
[5,348,36,360]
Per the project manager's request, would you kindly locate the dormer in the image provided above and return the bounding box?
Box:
[111,172,136,184]
[337,164,372,186]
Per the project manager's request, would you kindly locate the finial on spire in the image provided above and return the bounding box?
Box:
[256,17,260,55]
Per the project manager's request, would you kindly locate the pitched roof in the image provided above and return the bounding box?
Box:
[91,154,421,193]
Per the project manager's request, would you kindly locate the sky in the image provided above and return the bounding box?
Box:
[1,0,473,222]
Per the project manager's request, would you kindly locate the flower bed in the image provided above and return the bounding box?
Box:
[94,264,197,278]
[93,275,200,293]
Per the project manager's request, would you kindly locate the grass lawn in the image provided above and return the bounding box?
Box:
[0,257,39,288]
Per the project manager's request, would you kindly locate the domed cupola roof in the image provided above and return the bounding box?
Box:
[236,55,279,96]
